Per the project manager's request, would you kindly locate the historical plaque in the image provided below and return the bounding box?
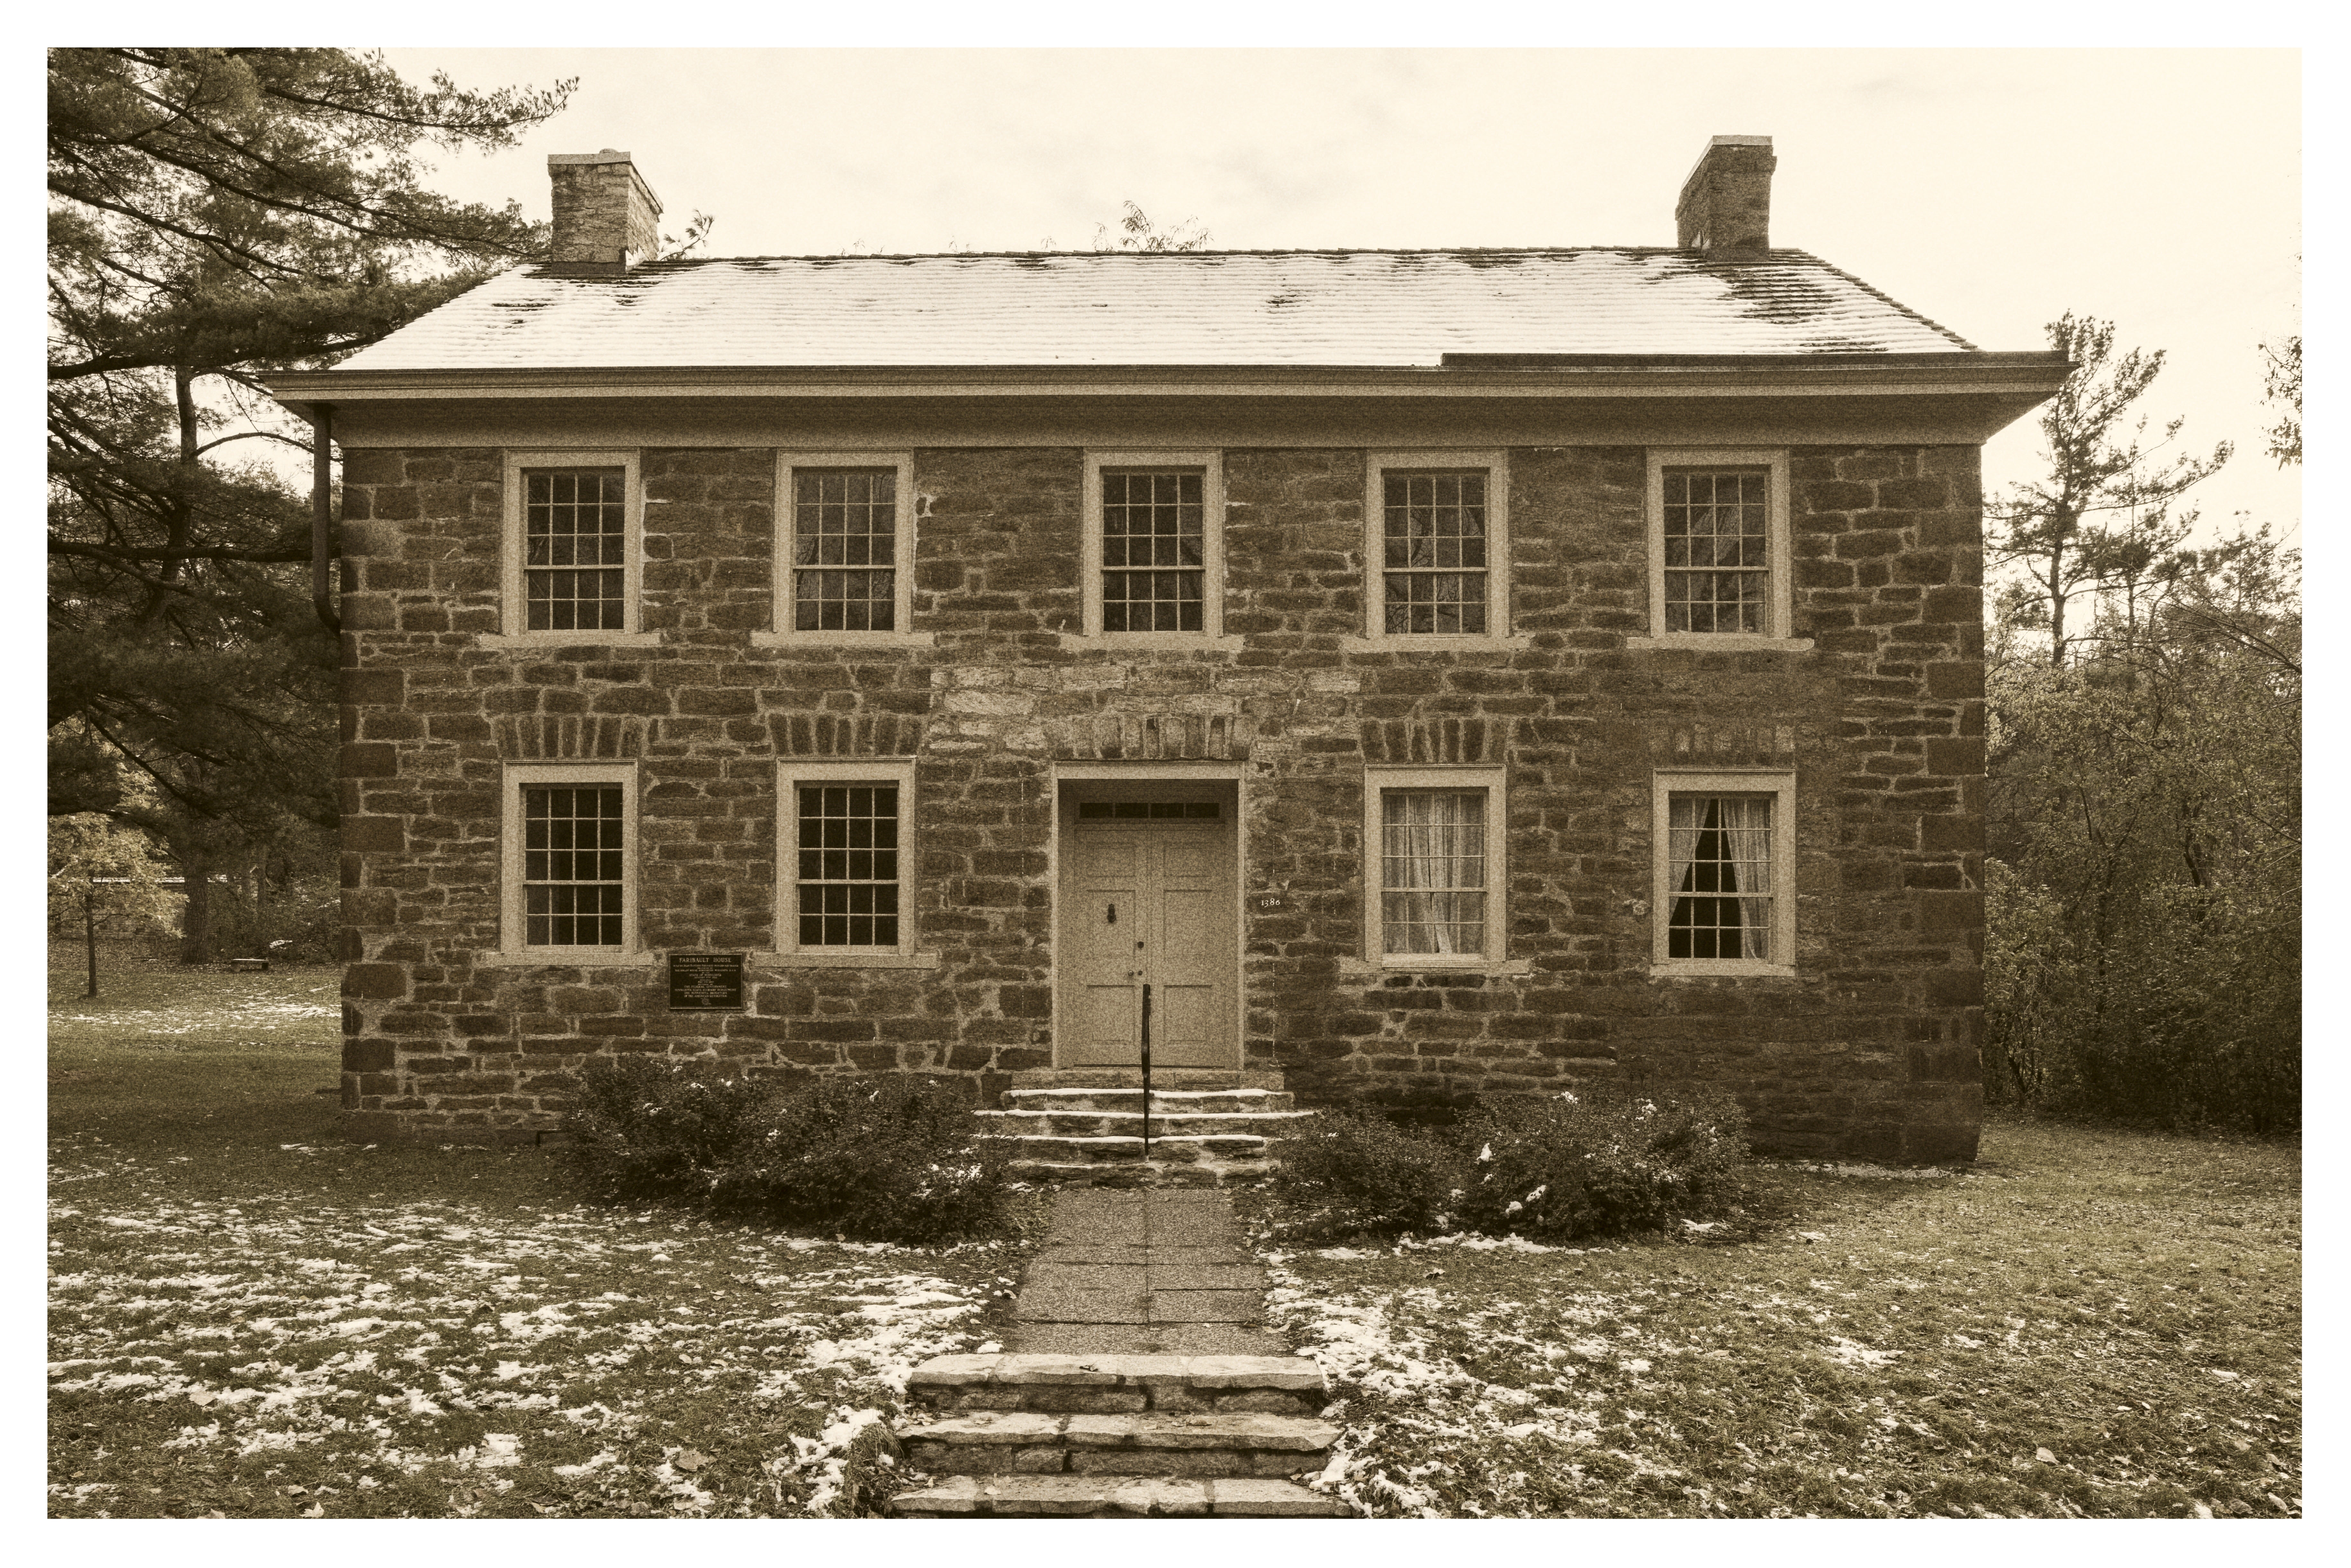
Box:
[667,953,746,1011]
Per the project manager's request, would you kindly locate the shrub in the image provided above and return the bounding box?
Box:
[1453,1087,1749,1242]
[559,1060,1013,1245]
[1268,1103,1457,1240]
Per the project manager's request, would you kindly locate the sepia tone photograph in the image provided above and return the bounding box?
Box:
[46,39,2299,1528]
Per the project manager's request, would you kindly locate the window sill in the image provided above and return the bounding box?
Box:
[1338,635,1539,652]
[476,950,656,968]
[750,950,942,969]
[1625,634,1814,654]
[478,631,662,650]
[1649,960,1797,980]
[749,630,936,648]
[1056,632,1246,652]
[1341,956,1533,978]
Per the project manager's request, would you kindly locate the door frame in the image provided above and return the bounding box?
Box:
[1049,761,1246,1071]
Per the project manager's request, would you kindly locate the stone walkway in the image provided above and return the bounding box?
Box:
[1009,1188,1287,1357]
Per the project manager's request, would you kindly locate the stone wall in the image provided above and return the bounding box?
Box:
[336,441,1984,1162]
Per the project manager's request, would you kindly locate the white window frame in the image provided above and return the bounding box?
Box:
[774,759,921,964]
[1080,450,1235,646]
[488,449,657,647]
[1637,448,1803,650]
[1362,765,1508,968]
[496,761,640,964]
[757,452,928,647]
[1651,769,1797,978]
[1360,450,1511,644]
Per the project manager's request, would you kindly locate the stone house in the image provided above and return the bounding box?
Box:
[269,137,2066,1164]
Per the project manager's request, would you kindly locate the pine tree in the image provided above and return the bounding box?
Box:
[47,49,572,959]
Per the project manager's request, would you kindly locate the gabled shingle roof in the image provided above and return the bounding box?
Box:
[335,248,1977,372]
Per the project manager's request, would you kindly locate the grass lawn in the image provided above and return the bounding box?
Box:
[47,957,1036,1519]
[1249,1119,2302,1518]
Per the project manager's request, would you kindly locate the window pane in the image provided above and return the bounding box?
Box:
[524,469,628,631]
[1380,790,1486,955]
[1663,468,1768,635]
[791,469,897,630]
[1667,794,1772,960]
[797,781,903,947]
[1383,471,1488,634]
[522,784,624,946]
[1103,470,1206,632]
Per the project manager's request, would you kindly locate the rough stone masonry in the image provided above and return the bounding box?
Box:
[334,439,1986,1163]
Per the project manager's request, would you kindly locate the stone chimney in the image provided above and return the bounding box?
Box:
[1675,135,1776,253]
[547,150,664,274]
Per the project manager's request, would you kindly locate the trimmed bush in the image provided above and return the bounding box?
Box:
[1268,1104,1457,1241]
[1454,1087,1749,1242]
[560,1060,1013,1245]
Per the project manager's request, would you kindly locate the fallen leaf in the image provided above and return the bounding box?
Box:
[300,1503,323,1518]
[675,1449,707,1473]
[2035,1447,2057,1464]
[2193,1501,2213,1519]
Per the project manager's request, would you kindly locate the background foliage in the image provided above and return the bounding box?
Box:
[1982,322,2299,1132]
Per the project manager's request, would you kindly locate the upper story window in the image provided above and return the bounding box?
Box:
[1382,471,1488,634]
[1640,449,1801,648]
[1082,451,1230,643]
[1662,467,1768,633]
[1102,471,1205,631]
[1362,451,1509,642]
[793,467,899,631]
[494,450,652,646]
[525,469,628,631]
[759,453,922,646]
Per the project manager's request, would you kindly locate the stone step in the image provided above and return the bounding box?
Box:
[892,1474,1348,1518]
[1002,1088,1296,1115]
[908,1353,1327,1417]
[979,1109,1317,1138]
[1007,1160,1264,1189]
[989,1134,1270,1163]
[898,1409,1339,1480]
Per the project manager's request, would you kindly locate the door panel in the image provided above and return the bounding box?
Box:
[1068,833,1145,1065]
[1058,819,1234,1068]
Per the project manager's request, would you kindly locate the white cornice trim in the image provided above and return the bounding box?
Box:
[269,358,2070,408]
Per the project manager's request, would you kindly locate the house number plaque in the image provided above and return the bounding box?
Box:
[667,953,746,1011]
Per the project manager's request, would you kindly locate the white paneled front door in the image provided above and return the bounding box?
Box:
[1060,819,1234,1068]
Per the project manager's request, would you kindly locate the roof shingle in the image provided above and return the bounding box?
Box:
[335,248,1977,372]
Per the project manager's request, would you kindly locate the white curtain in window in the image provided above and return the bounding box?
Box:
[1667,796,1700,901]
[1720,796,1773,960]
[1384,791,1484,953]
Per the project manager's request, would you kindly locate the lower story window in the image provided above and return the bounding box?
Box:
[1381,790,1487,954]
[1364,767,1506,964]
[796,782,901,947]
[1652,771,1793,974]
[523,785,626,944]
[1666,795,1772,960]
[503,763,636,958]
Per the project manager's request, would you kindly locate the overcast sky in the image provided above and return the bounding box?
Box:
[360,49,2300,548]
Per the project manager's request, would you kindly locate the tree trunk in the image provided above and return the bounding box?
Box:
[178,859,214,965]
